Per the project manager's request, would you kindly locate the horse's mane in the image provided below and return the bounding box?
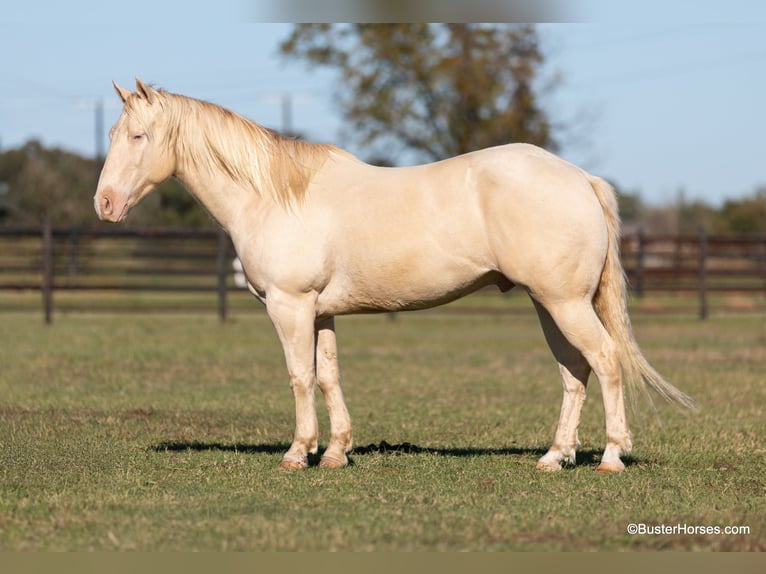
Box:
[126,88,344,206]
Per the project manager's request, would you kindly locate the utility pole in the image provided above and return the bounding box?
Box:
[95,98,104,165]
[257,91,315,138]
[76,97,108,182]
[281,93,293,136]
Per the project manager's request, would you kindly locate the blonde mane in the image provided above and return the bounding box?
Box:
[126,88,341,206]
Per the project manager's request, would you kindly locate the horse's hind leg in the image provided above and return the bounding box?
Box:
[315,318,353,468]
[535,297,631,472]
[532,300,591,471]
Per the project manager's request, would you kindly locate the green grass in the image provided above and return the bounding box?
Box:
[1,308,764,550]
[3,286,766,316]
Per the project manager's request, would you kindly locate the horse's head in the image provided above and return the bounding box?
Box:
[94,78,175,222]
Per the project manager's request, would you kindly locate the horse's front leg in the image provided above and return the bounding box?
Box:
[266,291,319,470]
[315,317,353,468]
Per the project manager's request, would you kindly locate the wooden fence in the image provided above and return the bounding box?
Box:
[0,222,236,323]
[622,231,766,319]
[1,221,765,322]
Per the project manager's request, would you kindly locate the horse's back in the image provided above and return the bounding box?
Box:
[407,143,610,296]
[309,144,610,314]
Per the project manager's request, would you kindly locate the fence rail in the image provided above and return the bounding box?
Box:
[1,222,765,322]
[0,222,236,323]
[621,231,766,319]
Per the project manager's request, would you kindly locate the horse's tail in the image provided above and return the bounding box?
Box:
[589,175,697,411]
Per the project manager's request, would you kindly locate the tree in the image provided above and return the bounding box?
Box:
[613,186,644,227]
[0,140,100,226]
[714,187,766,233]
[280,24,558,164]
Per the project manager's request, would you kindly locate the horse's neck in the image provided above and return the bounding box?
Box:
[172,134,269,231]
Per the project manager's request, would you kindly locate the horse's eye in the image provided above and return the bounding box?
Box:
[131,133,144,141]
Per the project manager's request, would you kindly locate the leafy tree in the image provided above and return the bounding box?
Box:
[0,140,99,226]
[626,192,717,235]
[714,187,766,233]
[131,178,215,229]
[280,24,558,164]
[677,199,717,234]
[613,186,644,226]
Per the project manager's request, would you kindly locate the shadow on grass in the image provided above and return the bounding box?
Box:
[150,440,634,468]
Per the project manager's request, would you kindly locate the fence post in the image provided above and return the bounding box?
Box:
[216,227,228,322]
[67,227,79,287]
[41,217,53,325]
[762,237,766,301]
[698,227,708,320]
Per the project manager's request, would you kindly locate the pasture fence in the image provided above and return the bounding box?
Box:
[1,220,235,324]
[622,229,766,319]
[1,221,765,323]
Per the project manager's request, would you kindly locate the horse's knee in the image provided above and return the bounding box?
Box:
[289,372,315,394]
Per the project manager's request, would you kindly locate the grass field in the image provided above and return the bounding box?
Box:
[0,305,764,551]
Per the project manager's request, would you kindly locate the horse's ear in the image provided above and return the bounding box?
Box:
[135,77,155,104]
[113,80,131,104]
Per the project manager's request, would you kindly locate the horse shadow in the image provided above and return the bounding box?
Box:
[150,440,634,469]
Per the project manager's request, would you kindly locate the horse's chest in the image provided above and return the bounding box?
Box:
[232,231,328,306]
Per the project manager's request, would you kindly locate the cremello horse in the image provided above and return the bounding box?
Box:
[95,79,695,472]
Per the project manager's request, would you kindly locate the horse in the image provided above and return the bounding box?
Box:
[94,78,696,473]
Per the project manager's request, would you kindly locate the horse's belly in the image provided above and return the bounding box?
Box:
[314,262,506,318]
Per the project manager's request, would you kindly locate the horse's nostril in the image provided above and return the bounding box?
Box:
[99,189,114,216]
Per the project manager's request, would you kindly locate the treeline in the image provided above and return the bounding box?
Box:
[1,139,764,233]
[0,140,215,229]
[616,186,766,234]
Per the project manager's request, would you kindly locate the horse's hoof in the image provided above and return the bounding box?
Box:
[536,460,562,472]
[278,458,307,471]
[596,461,625,473]
[319,455,347,469]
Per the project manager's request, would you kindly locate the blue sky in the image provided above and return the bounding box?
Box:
[2,1,765,206]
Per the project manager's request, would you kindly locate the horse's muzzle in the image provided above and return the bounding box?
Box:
[94,186,123,222]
